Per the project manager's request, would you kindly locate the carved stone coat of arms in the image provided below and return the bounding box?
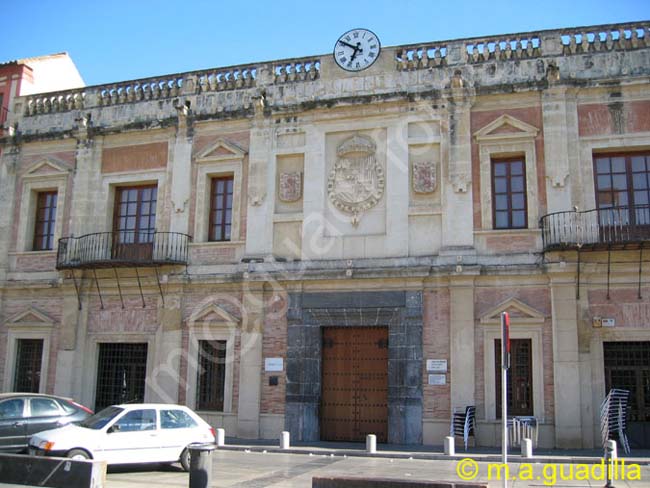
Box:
[327,134,384,226]
[412,161,437,193]
[279,172,303,202]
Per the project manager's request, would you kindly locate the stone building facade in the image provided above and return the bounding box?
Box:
[1,21,649,449]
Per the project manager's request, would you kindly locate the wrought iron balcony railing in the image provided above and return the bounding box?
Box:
[56,231,191,269]
[540,204,650,251]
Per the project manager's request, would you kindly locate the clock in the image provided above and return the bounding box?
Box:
[333,28,381,72]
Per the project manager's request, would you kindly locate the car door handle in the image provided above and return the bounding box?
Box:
[12,422,24,428]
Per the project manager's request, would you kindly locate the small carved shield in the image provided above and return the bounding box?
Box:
[412,161,437,194]
[279,172,303,202]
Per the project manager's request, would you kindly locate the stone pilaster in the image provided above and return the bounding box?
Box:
[549,269,582,448]
[442,78,475,249]
[147,294,183,404]
[449,274,476,410]
[542,86,576,213]
[237,282,264,438]
[69,125,102,236]
[244,111,274,258]
[169,108,193,235]
[0,144,20,281]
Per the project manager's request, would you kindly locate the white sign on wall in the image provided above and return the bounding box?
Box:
[428,374,446,385]
[426,359,448,373]
[264,358,284,372]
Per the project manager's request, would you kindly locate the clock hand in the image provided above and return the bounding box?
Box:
[349,42,363,62]
[338,40,358,50]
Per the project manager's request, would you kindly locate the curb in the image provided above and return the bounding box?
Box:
[215,445,650,466]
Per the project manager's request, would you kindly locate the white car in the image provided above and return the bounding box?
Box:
[29,403,216,471]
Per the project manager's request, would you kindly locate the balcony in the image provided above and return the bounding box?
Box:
[540,204,650,251]
[56,231,191,269]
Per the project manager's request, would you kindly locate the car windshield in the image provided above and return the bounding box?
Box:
[77,406,124,429]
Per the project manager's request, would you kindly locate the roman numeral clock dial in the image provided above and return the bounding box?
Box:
[334,28,381,72]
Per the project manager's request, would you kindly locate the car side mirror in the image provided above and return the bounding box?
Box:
[108,425,120,434]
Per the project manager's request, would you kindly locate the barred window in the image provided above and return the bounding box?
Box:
[196,340,227,411]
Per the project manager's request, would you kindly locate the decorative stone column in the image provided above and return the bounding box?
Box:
[549,268,582,448]
[237,282,264,438]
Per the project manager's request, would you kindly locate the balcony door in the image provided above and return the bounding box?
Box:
[113,185,157,263]
[594,153,650,243]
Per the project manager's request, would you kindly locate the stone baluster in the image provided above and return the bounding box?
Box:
[580,32,589,53]
[494,41,503,60]
[517,38,525,58]
[434,48,443,66]
[505,40,513,59]
[627,27,635,48]
[400,49,409,70]
[593,32,603,51]
[615,28,626,49]
[569,34,578,54]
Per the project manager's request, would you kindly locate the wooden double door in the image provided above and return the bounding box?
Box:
[320,327,388,442]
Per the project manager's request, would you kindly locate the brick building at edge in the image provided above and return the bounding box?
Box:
[1,21,649,449]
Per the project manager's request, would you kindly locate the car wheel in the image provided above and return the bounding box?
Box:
[67,449,91,460]
[180,447,191,472]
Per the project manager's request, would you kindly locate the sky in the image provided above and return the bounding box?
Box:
[2,0,650,87]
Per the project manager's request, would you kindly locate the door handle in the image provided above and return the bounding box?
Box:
[12,422,23,428]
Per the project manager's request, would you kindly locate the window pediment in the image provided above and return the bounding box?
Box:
[479,297,545,325]
[23,158,70,179]
[188,303,240,327]
[474,115,539,142]
[195,139,246,163]
[7,307,56,328]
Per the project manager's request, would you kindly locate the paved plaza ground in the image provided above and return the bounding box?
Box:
[2,442,649,487]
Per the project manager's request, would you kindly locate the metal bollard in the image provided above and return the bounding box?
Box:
[189,442,216,488]
[366,434,377,454]
[280,431,290,449]
[604,439,617,488]
[444,436,455,456]
[216,428,225,447]
[521,438,533,458]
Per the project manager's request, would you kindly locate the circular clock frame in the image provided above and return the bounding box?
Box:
[333,28,381,72]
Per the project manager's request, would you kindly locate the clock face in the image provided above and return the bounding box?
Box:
[333,28,381,72]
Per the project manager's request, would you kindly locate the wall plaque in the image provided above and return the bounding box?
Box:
[264,357,284,372]
[428,374,446,385]
[426,359,447,372]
